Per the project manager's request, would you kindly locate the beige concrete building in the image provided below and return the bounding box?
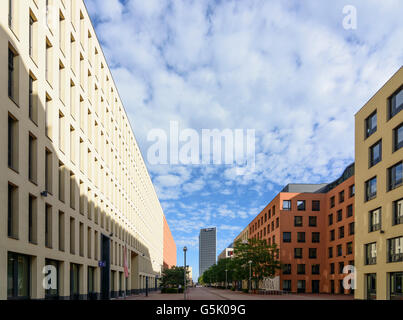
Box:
[234,226,249,244]
[217,246,234,261]
[1,0,173,300]
[355,67,403,300]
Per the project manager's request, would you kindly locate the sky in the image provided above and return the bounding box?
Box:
[84,0,403,280]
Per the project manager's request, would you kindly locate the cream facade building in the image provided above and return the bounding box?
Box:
[355,67,403,300]
[1,0,170,300]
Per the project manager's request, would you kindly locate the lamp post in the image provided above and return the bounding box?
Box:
[248,260,252,293]
[183,246,187,300]
[225,269,228,289]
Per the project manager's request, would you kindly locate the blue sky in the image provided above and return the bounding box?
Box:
[84,0,403,280]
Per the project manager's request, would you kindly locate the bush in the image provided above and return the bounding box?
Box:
[231,288,235,291]
[242,289,249,294]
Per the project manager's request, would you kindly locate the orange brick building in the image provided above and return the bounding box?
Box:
[163,216,177,269]
[248,164,355,294]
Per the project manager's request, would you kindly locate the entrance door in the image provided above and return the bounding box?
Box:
[101,235,110,300]
[312,280,320,293]
[366,273,376,300]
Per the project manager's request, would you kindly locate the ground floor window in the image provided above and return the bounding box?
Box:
[297,280,306,293]
[366,273,376,300]
[283,280,291,292]
[7,252,31,300]
[390,272,403,300]
[70,263,80,300]
[312,280,320,293]
[45,259,59,300]
[88,266,96,300]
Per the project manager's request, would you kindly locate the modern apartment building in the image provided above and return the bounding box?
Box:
[1,0,174,300]
[355,67,403,300]
[248,165,355,294]
[199,227,216,277]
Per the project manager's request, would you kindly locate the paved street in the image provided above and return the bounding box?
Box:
[125,287,354,300]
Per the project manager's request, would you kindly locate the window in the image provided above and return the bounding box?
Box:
[328,213,333,226]
[45,204,52,248]
[388,237,403,263]
[283,200,291,211]
[339,190,345,203]
[70,218,75,254]
[393,198,403,226]
[297,232,305,243]
[59,211,65,252]
[365,243,377,265]
[8,115,18,171]
[312,232,320,243]
[369,140,382,167]
[369,208,382,232]
[282,264,291,275]
[28,195,37,244]
[7,252,30,300]
[312,264,320,275]
[276,217,279,228]
[297,280,306,293]
[337,244,342,257]
[347,242,353,255]
[309,248,317,259]
[29,13,38,61]
[330,196,335,208]
[8,183,18,239]
[46,39,53,85]
[45,95,53,139]
[349,222,355,235]
[294,248,302,259]
[312,200,320,211]
[70,264,80,300]
[365,177,377,201]
[88,267,95,299]
[8,47,19,102]
[328,247,333,258]
[366,274,376,300]
[283,280,291,292]
[297,264,305,275]
[59,112,66,152]
[297,200,305,211]
[45,259,59,299]
[330,230,335,241]
[339,226,345,239]
[330,263,335,274]
[389,86,403,119]
[59,61,66,104]
[29,74,38,123]
[394,123,403,152]
[309,216,317,227]
[45,149,53,194]
[28,134,37,183]
[365,111,377,138]
[337,210,343,222]
[390,272,403,300]
[70,171,76,210]
[388,162,402,191]
[349,184,355,197]
[294,216,303,227]
[338,262,345,274]
[283,232,291,243]
[347,204,353,218]
[79,222,84,257]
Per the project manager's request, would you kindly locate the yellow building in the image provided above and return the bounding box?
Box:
[234,226,249,244]
[1,0,170,300]
[355,67,403,300]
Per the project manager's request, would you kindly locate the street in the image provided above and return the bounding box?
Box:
[125,287,354,301]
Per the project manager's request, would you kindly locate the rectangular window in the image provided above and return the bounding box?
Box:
[337,244,342,257]
[312,232,320,243]
[59,111,66,152]
[328,247,333,258]
[282,264,291,275]
[70,218,75,254]
[365,176,377,201]
[28,195,37,244]
[29,74,38,123]
[45,149,53,194]
[388,237,403,263]
[390,272,403,300]
[349,222,355,235]
[312,200,320,211]
[87,227,92,259]
[369,208,382,232]
[294,248,302,259]
[46,39,53,85]
[349,184,355,198]
[7,252,30,300]
[297,200,306,211]
[283,200,291,211]
[79,222,84,257]
[8,115,18,171]
[366,274,376,300]
[283,280,291,292]
[337,209,343,222]
[330,230,335,241]
[309,248,317,259]
[388,162,402,191]
[394,123,403,152]
[58,162,65,202]
[294,216,303,227]
[45,259,59,299]
[283,232,291,243]
[297,232,305,243]
[339,226,345,239]
[347,204,353,218]
[365,243,377,265]
[328,213,333,226]
[29,13,38,61]
[297,280,306,293]
[45,204,52,248]
[338,262,345,274]
[347,242,353,255]
[8,183,18,239]
[330,196,335,208]
[8,47,19,102]
[309,216,317,227]
[369,140,382,167]
[59,211,65,252]
[70,171,76,210]
[365,111,377,138]
[389,86,403,119]
[45,95,53,139]
[339,190,345,203]
[297,264,305,275]
[59,61,66,104]
[393,198,403,226]
[311,265,320,275]
[330,263,335,275]
[28,134,37,183]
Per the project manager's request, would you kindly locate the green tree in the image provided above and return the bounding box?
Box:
[160,266,188,288]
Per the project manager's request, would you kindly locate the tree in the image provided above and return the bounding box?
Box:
[160,266,188,288]
[231,238,280,290]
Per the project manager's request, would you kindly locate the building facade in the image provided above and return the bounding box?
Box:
[248,165,355,294]
[218,246,234,261]
[1,0,174,300]
[355,67,403,300]
[199,228,216,277]
[163,216,177,269]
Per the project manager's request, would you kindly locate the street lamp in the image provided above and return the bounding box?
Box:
[248,260,252,293]
[183,246,187,300]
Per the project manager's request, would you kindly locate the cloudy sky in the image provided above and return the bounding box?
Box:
[84,0,403,280]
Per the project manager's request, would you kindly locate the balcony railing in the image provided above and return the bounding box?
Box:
[389,253,403,263]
